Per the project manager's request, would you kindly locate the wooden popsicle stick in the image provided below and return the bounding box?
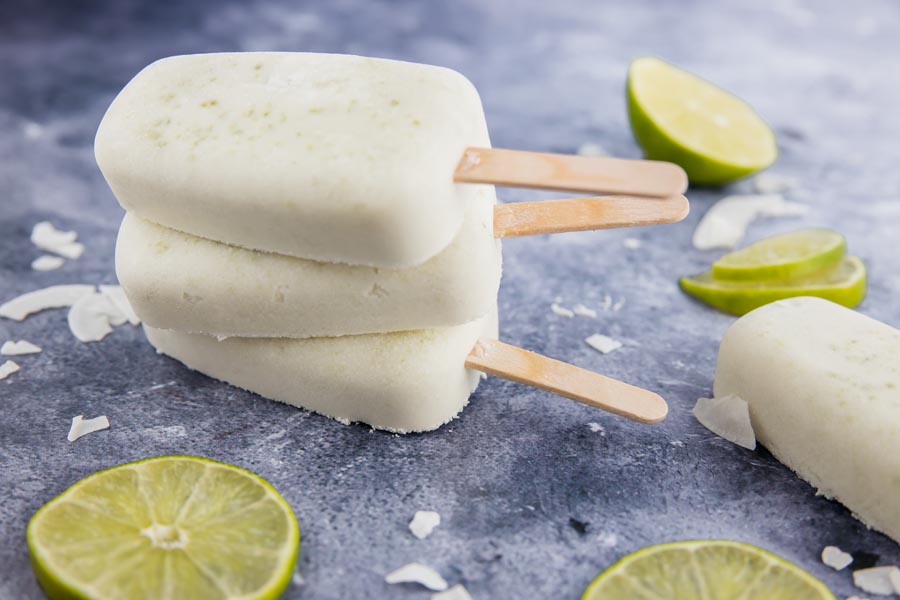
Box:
[465,338,668,424]
[493,194,689,238]
[455,147,687,199]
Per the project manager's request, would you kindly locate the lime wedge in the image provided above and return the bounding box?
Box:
[27,455,299,600]
[627,56,778,185]
[680,255,866,315]
[582,540,835,600]
[712,228,846,281]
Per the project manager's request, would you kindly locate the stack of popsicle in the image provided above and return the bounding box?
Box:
[96,53,688,432]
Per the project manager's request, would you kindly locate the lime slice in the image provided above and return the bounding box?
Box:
[627,56,778,185]
[680,255,866,316]
[712,228,846,281]
[582,540,835,600]
[27,455,299,600]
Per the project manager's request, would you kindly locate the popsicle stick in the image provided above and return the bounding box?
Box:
[455,147,687,199]
[493,194,689,238]
[465,338,668,424]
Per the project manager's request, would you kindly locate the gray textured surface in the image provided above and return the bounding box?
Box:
[2,1,899,598]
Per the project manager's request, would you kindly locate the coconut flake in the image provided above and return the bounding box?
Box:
[385,563,448,591]
[99,285,141,326]
[1,340,41,356]
[623,238,642,249]
[0,360,20,380]
[573,304,597,318]
[0,285,95,321]
[551,303,574,318]
[692,194,809,250]
[693,395,757,450]
[409,510,441,540]
[588,422,605,434]
[67,415,110,442]
[753,172,798,194]
[30,221,84,259]
[821,546,853,571]
[585,334,622,355]
[853,566,900,595]
[432,584,473,600]
[68,292,128,342]
[576,142,607,157]
[612,298,625,312]
[31,255,65,271]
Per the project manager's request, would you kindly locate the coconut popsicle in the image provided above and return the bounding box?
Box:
[714,297,900,543]
[116,185,500,339]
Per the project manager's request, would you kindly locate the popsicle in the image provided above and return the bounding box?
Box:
[96,52,687,267]
[146,309,668,432]
[714,297,900,543]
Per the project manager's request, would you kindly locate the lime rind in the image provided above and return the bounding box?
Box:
[711,229,846,281]
[27,455,299,600]
[582,540,836,600]
[680,255,866,316]
[627,56,778,186]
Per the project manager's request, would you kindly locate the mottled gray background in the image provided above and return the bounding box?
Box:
[1,0,899,598]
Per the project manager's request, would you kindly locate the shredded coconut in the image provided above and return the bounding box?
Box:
[821,546,853,571]
[67,415,110,442]
[68,292,128,342]
[551,303,574,318]
[0,360,20,380]
[385,563,448,591]
[99,285,141,326]
[853,566,900,595]
[752,172,798,194]
[611,299,625,312]
[30,221,84,259]
[409,510,441,540]
[588,422,605,434]
[573,304,597,318]
[585,334,622,355]
[623,238,642,249]
[1,340,41,356]
[432,584,473,600]
[693,395,756,450]
[0,285,95,321]
[31,255,65,271]
[692,194,809,250]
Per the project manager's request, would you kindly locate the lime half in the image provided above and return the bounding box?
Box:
[582,540,835,600]
[27,455,299,600]
[712,228,846,281]
[681,255,866,316]
[627,56,778,185]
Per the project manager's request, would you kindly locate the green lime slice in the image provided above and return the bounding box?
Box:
[582,540,835,600]
[680,255,866,316]
[27,455,299,600]
[712,228,846,281]
[627,56,778,185]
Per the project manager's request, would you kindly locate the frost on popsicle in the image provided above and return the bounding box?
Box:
[692,395,756,450]
[385,563,448,591]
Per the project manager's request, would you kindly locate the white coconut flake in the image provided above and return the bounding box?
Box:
[692,194,809,250]
[612,298,625,312]
[753,172,798,194]
[853,566,900,595]
[67,292,127,342]
[585,334,622,355]
[693,395,757,450]
[30,221,84,259]
[588,422,605,434]
[409,510,441,540]
[0,285,95,321]
[1,340,42,356]
[551,303,574,318]
[576,142,607,157]
[23,121,44,139]
[385,563,448,591]
[31,255,65,271]
[99,285,141,326]
[0,360,20,380]
[623,238,642,249]
[67,415,110,442]
[573,304,597,318]
[432,584,473,600]
[821,546,853,571]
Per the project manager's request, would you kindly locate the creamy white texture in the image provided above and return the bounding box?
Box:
[714,297,900,543]
[95,52,491,267]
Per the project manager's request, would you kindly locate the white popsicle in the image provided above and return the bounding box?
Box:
[116,185,500,338]
[714,297,900,543]
[145,311,497,433]
[96,52,490,267]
